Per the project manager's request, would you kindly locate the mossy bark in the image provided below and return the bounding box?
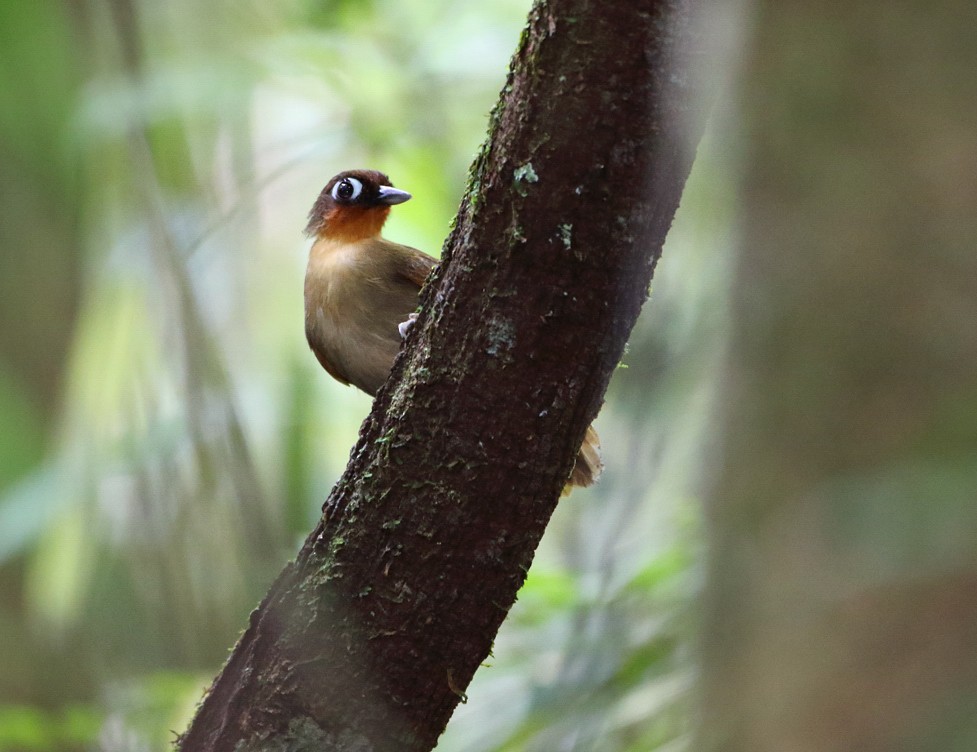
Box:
[179,1,706,750]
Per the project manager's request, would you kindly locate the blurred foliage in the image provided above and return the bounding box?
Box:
[0,0,727,749]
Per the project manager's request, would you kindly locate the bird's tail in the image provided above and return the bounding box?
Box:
[564,424,603,494]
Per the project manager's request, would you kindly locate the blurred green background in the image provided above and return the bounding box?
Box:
[0,0,729,749]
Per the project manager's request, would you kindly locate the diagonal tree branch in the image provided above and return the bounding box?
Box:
[179,1,709,749]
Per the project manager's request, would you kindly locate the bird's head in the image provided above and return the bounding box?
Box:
[305,169,412,241]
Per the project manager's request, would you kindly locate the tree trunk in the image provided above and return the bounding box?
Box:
[179,1,707,749]
[698,1,977,751]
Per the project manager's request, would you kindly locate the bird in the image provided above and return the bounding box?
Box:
[303,169,602,491]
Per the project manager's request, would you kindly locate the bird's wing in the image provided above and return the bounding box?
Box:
[305,316,352,386]
[310,342,352,386]
[394,244,438,289]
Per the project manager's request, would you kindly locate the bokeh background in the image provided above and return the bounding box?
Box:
[0,0,732,749]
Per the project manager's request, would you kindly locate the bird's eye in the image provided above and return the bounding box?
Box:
[332,177,363,202]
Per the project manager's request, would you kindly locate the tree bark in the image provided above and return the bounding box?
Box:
[698,1,977,751]
[179,1,706,749]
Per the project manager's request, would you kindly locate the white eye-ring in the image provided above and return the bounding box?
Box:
[331,177,363,202]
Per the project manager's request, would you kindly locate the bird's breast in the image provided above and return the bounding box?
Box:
[304,238,416,395]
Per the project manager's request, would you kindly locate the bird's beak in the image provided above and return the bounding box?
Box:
[377,186,412,205]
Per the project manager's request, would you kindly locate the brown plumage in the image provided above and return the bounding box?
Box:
[304,169,602,491]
